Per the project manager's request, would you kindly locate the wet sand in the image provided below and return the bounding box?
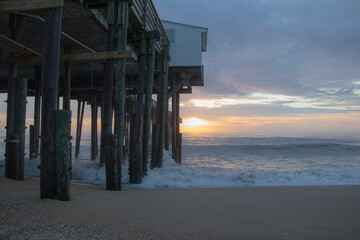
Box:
[1,176,359,239]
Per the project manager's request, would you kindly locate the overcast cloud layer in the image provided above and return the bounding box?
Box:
[154,0,360,121]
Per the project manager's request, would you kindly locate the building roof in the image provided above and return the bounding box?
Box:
[161,20,208,31]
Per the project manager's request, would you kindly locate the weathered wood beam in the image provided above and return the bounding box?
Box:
[91,97,98,161]
[5,13,22,180]
[33,66,41,158]
[167,74,194,99]
[83,0,108,9]
[14,77,27,180]
[178,86,192,94]
[55,110,71,201]
[142,31,157,176]
[0,0,64,12]
[40,7,62,199]
[176,132,182,164]
[101,0,117,190]
[157,44,170,168]
[105,135,118,190]
[2,50,133,64]
[113,0,129,190]
[165,95,169,151]
[63,46,71,110]
[171,75,177,161]
[6,135,19,180]
[0,34,41,56]
[175,92,181,164]
[129,33,147,184]
[150,74,162,168]
[7,78,27,180]
[29,125,36,159]
[75,100,85,158]
[84,0,130,9]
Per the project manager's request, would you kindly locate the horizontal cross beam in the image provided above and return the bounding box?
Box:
[0,34,41,56]
[167,73,194,99]
[178,86,192,94]
[0,0,64,12]
[2,50,133,64]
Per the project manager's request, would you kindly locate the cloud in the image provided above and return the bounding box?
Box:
[180,112,360,136]
[182,90,360,112]
[155,0,360,135]
[155,0,360,93]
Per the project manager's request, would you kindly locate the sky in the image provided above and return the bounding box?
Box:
[0,1,359,138]
[154,0,360,137]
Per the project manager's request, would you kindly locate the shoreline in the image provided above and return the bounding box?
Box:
[1,176,360,239]
[20,176,360,190]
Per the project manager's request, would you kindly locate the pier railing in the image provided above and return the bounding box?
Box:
[131,0,169,51]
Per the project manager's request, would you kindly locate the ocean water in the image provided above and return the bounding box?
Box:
[0,135,359,188]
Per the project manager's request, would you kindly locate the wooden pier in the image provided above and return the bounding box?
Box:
[0,0,206,200]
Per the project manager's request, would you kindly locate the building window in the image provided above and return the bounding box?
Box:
[165,29,176,44]
[201,31,207,52]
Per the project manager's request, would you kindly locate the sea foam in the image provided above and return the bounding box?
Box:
[0,136,359,188]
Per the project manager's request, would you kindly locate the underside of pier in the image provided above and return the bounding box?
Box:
[0,0,204,200]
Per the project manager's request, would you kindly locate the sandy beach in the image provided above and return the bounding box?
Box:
[1,176,359,240]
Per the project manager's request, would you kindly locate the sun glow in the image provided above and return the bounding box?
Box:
[182,117,208,128]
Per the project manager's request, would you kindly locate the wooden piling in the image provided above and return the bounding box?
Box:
[5,13,23,179]
[40,7,62,199]
[175,92,181,164]
[69,141,72,179]
[129,112,135,182]
[100,0,116,167]
[55,110,71,201]
[165,94,169,151]
[129,33,147,183]
[105,134,118,190]
[29,125,36,159]
[12,77,27,180]
[101,1,122,190]
[124,105,131,161]
[158,44,170,167]
[6,135,19,179]
[150,123,160,168]
[150,74,162,168]
[177,133,182,164]
[75,100,85,158]
[34,66,41,158]
[62,48,72,177]
[142,32,157,175]
[63,46,71,110]
[91,97,98,161]
[113,0,129,189]
[171,75,177,160]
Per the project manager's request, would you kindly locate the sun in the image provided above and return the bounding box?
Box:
[182,117,208,128]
